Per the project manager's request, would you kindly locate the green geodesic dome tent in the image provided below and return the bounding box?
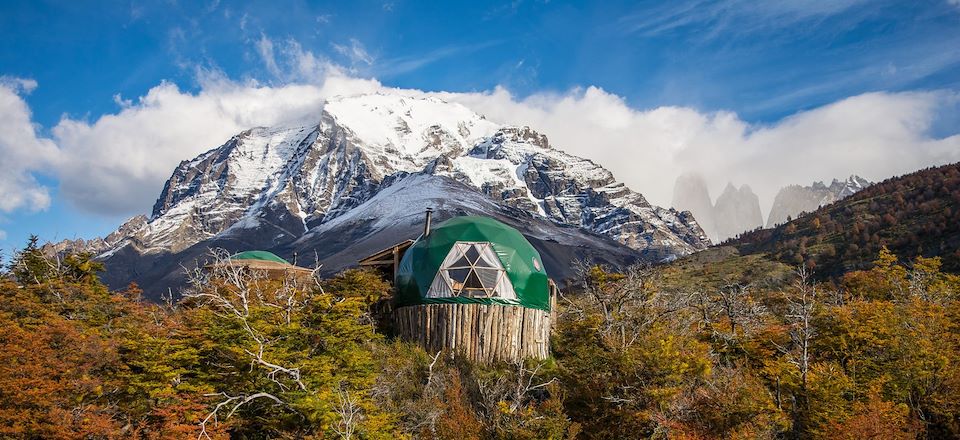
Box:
[229,250,290,264]
[394,216,550,311]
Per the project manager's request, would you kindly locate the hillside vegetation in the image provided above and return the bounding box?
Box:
[728,162,960,277]
[3,235,960,438]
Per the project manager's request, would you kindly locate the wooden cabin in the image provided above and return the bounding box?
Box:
[357,239,415,282]
[390,215,555,363]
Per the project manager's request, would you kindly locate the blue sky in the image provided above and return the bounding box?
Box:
[1,0,960,253]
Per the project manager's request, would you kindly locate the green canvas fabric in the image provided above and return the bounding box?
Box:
[395,216,550,311]
[229,250,290,264]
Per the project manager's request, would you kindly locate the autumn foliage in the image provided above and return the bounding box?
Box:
[730,162,960,277]
[1,236,959,438]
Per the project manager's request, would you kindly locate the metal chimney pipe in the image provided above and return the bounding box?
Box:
[424,208,433,237]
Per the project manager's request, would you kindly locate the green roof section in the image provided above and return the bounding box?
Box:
[395,216,550,311]
[229,250,290,265]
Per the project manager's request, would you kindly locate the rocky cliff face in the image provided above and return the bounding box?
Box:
[671,175,762,242]
[81,93,710,295]
[43,215,148,257]
[766,175,872,227]
[713,183,763,242]
[672,174,716,241]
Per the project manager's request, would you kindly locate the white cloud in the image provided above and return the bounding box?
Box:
[332,38,375,66]
[0,229,6,241]
[2,42,959,225]
[256,35,353,83]
[619,0,873,38]
[0,44,382,216]
[0,76,37,93]
[437,86,960,214]
[373,40,504,77]
[256,34,281,78]
[50,72,381,215]
[0,78,57,213]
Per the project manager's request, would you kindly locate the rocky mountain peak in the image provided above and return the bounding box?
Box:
[491,126,550,149]
[766,175,873,227]
[831,175,871,199]
[43,214,149,258]
[84,92,711,293]
[322,93,498,163]
[672,174,715,239]
[713,183,763,241]
[671,176,762,243]
[108,215,148,241]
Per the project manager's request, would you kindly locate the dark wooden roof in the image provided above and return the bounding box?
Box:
[358,239,415,267]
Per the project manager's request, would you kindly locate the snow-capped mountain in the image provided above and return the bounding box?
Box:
[766,175,872,227]
[85,93,709,295]
[283,174,649,277]
[139,95,500,253]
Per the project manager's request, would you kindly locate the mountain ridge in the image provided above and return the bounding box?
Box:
[729,163,960,276]
[58,93,711,297]
[766,175,872,228]
[671,176,763,243]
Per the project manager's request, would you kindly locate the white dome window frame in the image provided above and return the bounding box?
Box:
[426,241,517,300]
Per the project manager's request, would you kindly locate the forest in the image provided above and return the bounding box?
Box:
[729,162,960,277]
[2,234,959,439]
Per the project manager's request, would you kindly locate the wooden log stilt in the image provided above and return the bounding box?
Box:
[394,303,551,363]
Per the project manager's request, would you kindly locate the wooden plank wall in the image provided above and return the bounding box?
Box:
[393,303,551,363]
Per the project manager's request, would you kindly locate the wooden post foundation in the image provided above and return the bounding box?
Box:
[393,303,551,363]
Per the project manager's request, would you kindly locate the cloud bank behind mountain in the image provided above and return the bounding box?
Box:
[1,39,958,221]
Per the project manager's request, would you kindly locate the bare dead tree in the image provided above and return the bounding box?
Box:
[311,249,325,290]
[243,336,307,392]
[368,347,448,436]
[198,392,285,440]
[772,266,819,422]
[185,248,314,437]
[10,247,64,287]
[906,260,957,304]
[509,360,556,412]
[333,383,363,440]
[426,350,442,388]
[476,359,556,429]
[253,274,306,325]
[570,262,696,349]
[785,267,817,390]
[714,283,768,337]
[689,283,769,367]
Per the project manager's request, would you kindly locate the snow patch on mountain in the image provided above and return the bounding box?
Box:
[94,93,710,262]
[324,93,498,159]
[767,175,873,228]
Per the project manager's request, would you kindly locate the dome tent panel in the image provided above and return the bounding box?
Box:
[206,250,313,281]
[229,250,290,264]
[427,241,517,300]
[395,216,549,311]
